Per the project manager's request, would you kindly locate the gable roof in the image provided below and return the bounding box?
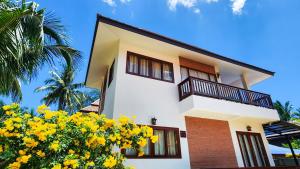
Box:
[85,14,274,85]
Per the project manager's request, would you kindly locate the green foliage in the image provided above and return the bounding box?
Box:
[274,101,300,149]
[0,0,81,101]
[274,101,294,121]
[35,66,98,113]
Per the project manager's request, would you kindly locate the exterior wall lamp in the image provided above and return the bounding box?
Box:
[151,117,157,125]
[246,125,252,131]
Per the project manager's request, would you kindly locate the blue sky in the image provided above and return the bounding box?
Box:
[2,0,300,110]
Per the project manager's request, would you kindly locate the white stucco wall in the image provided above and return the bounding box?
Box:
[179,95,279,122]
[102,43,119,119]
[112,41,191,169]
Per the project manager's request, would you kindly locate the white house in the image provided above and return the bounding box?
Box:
[84,14,280,169]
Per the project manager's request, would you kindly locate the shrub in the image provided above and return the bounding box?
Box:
[0,104,158,169]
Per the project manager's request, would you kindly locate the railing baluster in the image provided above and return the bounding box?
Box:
[178,76,273,109]
[238,89,243,103]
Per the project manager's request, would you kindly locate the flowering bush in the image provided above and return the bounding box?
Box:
[0,104,158,169]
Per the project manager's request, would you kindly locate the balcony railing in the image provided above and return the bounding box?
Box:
[178,77,274,109]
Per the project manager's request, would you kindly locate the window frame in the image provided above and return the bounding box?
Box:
[126,51,174,83]
[180,66,217,82]
[123,126,182,159]
[236,131,270,167]
[108,59,115,87]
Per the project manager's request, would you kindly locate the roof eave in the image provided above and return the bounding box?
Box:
[85,14,275,86]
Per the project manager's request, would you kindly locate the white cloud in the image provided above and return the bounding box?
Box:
[231,0,246,15]
[194,8,200,14]
[102,0,131,6]
[204,0,218,3]
[120,0,131,3]
[102,0,116,6]
[167,0,218,12]
[167,0,197,10]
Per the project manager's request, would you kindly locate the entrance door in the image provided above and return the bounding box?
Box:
[237,131,270,167]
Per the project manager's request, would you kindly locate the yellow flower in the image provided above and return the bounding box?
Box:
[85,161,95,168]
[145,126,153,137]
[68,149,75,154]
[0,145,3,153]
[119,116,130,125]
[18,150,26,156]
[84,151,90,159]
[8,162,21,169]
[17,155,31,164]
[12,117,22,123]
[81,128,87,134]
[5,111,15,116]
[132,127,141,135]
[24,113,31,118]
[22,137,38,148]
[150,135,158,143]
[109,134,116,142]
[37,104,48,114]
[103,156,117,168]
[50,141,60,151]
[2,105,11,111]
[137,138,147,147]
[52,164,62,169]
[64,159,79,169]
[44,110,56,119]
[138,151,144,157]
[36,150,46,157]
[104,119,115,128]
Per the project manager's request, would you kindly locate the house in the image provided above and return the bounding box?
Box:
[84,14,280,169]
[80,99,100,113]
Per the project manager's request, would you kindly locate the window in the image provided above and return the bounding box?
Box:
[237,131,270,167]
[124,126,181,158]
[180,66,217,82]
[108,60,115,87]
[126,52,174,82]
[99,70,108,113]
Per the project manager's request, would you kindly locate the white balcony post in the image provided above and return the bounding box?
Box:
[241,73,249,90]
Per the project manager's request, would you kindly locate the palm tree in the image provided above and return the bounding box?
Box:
[291,108,300,119]
[35,66,85,112]
[273,101,294,121]
[0,0,81,101]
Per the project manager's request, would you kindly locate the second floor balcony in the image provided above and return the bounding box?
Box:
[178,76,279,122]
[178,76,274,109]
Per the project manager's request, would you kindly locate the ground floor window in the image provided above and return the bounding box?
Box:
[124,126,181,158]
[237,131,270,167]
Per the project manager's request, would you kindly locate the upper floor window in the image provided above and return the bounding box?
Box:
[180,66,217,82]
[108,59,115,87]
[124,126,181,158]
[126,52,174,83]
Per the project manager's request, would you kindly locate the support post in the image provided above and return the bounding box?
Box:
[286,136,299,166]
[240,73,249,90]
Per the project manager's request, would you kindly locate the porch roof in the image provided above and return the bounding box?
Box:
[263,121,300,166]
[263,121,300,142]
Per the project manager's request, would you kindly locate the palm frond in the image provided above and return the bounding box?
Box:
[0,0,82,100]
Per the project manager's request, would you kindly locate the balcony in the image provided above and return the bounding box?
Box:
[178,77,274,109]
[177,77,279,122]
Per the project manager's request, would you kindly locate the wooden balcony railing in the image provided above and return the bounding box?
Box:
[178,77,274,109]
